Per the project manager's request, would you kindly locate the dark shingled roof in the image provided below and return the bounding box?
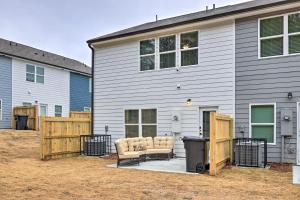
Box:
[87,0,294,44]
[0,38,91,75]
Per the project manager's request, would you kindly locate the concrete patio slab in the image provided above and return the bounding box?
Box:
[108,158,198,174]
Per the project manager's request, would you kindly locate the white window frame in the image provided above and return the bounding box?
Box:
[55,105,62,117]
[23,102,32,107]
[26,64,44,84]
[249,103,276,145]
[139,30,200,72]
[124,108,157,138]
[0,99,2,121]
[180,30,199,67]
[139,38,156,72]
[158,34,177,69]
[258,11,300,59]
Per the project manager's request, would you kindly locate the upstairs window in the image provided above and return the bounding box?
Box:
[259,12,300,58]
[140,39,155,71]
[288,13,300,54]
[260,16,284,57]
[180,31,199,66]
[26,64,44,84]
[159,35,176,69]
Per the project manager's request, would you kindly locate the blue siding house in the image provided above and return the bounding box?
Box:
[70,72,91,111]
[0,38,91,129]
[0,56,12,128]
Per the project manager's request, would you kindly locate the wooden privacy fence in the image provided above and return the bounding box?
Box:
[209,112,233,176]
[12,105,39,130]
[69,111,91,119]
[40,117,91,160]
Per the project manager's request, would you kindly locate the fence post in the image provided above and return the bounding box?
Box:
[229,119,233,164]
[40,117,45,160]
[209,112,216,176]
[35,105,39,131]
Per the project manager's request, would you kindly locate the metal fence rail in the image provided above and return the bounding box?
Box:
[233,138,267,168]
[80,135,112,156]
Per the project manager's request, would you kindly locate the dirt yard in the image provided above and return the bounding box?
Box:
[0,130,299,200]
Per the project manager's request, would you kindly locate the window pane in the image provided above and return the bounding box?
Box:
[160,52,175,69]
[289,13,300,33]
[125,110,139,124]
[55,105,62,113]
[142,125,157,137]
[181,31,198,49]
[142,109,157,124]
[23,102,32,107]
[36,67,44,75]
[252,125,274,143]
[251,105,274,123]
[261,37,283,57]
[26,65,35,73]
[26,73,35,82]
[140,39,155,55]
[289,34,300,54]
[181,49,198,66]
[140,55,155,71]
[159,35,176,52]
[125,125,139,138]
[36,75,44,84]
[260,16,283,37]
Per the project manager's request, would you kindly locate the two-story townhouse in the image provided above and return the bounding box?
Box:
[88,0,300,163]
[0,38,91,129]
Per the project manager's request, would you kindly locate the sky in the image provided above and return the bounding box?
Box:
[0,0,249,66]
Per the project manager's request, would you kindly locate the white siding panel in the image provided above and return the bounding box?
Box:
[12,58,70,117]
[93,21,235,157]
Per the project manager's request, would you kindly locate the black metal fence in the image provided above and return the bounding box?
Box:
[233,138,267,168]
[80,135,112,156]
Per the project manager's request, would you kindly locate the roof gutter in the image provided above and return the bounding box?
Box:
[87,0,298,45]
[0,51,91,76]
[88,44,95,135]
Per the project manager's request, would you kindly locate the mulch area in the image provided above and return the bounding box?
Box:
[270,163,293,172]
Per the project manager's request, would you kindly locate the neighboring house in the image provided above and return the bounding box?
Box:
[0,38,91,129]
[88,0,300,163]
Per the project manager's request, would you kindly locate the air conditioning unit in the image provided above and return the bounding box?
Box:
[234,142,263,167]
[83,139,107,156]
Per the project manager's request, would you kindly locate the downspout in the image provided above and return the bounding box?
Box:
[88,43,94,135]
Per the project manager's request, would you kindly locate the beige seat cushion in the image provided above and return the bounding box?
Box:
[145,148,171,154]
[115,139,129,155]
[127,138,144,151]
[153,136,174,149]
[118,151,140,159]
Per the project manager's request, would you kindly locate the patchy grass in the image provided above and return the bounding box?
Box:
[0,130,299,200]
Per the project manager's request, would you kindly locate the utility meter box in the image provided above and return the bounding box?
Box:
[281,109,293,136]
[171,109,181,133]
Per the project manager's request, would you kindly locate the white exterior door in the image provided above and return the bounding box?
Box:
[199,107,218,138]
[297,103,300,165]
[40,104,48,116]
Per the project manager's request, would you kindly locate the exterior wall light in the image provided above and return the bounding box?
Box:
[288,92,293,99]
[186,98,192,106]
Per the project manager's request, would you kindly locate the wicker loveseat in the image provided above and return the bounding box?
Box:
[115,136,175,167]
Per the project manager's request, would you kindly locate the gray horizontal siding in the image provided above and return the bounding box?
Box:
[0,56,12,128]
[235,13,300,164]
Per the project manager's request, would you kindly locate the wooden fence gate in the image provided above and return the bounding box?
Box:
[40,117,91,160]
[209,112,233,176]
[12,106,39,130]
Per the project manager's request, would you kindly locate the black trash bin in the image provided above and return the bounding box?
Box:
[15,115,28,130]
[182,136,209,173]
